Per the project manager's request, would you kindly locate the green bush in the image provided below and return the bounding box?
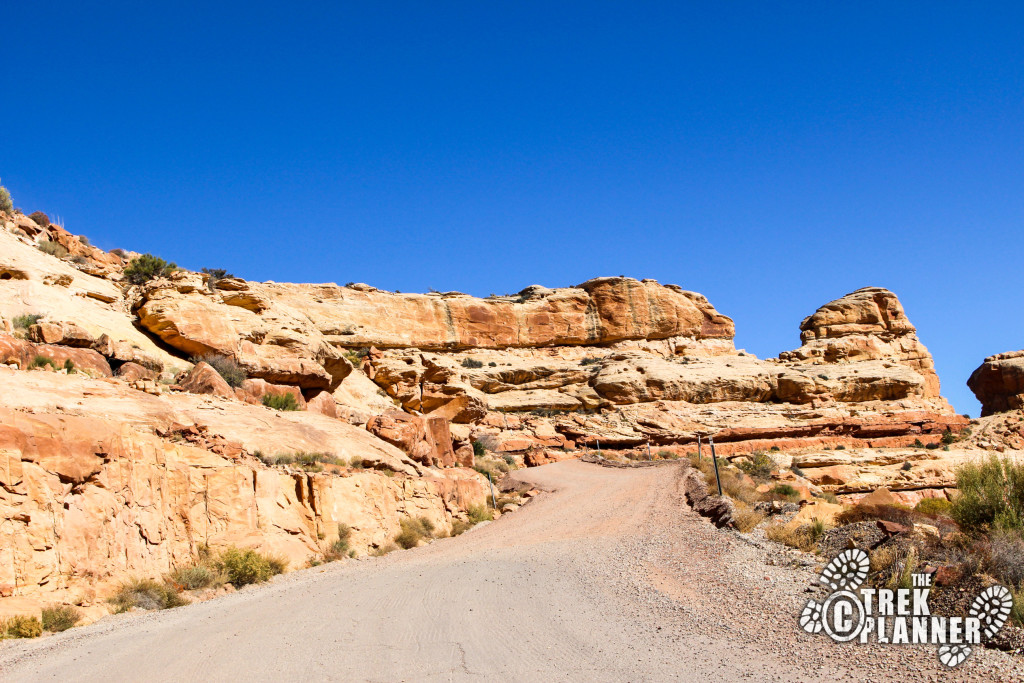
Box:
[13,313,43,330]
[737,451,777,480]
[915,497,953,516]
[37,240,69,258]
[108,578,189,612]
[461,358,484,369]
[0,179,12,214]
[2,615,42,639]
[579,357,601,366]
[28,355,59,370]
[941,429,957,445]
[168,564,219,590]
[41,604,82,632]
[394,517,436,549]
[192,354,247,388]
[263,393,300,411]
[472,440,486,457]
[123,253,178,285]
[951,455,1024,535]
[201,267,234,291]
[323,523,353,561]
[767,483,800,501]
[467,504,493,524]
[216,546,286,586]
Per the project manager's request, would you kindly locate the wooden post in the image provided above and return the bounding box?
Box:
[709,435,723,497]
[596,438,601,458]
[647,440,651,461]
[487,471,498,510]
[697,434,702,462]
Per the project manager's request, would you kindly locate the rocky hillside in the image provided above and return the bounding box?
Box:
[0,205,983,622]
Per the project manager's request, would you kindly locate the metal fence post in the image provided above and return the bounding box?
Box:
[709,435,723,497]
[697,434,702,461]
[487,472,497,509]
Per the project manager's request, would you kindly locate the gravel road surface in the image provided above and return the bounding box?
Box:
[2,460,1022,682]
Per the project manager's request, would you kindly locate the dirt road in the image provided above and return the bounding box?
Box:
[1,460,1021,682]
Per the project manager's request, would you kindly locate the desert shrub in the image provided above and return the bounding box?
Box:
[28,211,50,227]
[37,240,68,258]
[836,503,914,527]
[168,564,219,591]
[733,505,765,533]
[770,445,780,452]
[13,313,43,330]
[766,483,800,502]
[461,358,484,369]
[109,578,188,612]
[913,439,925,449]
[1012,586,1024,627]
[191,354,247,388]
[201,267,234,291]
[28,355,59,370]
[790,465,805,478]
[926,443,939,450]
[488,361,497,367]
[41,604,81,632]
[915,498,953,517]
[123,253,177,285]
[370,543,399,557]
[395,517,435,549]
[344,348,367,367]
[323,523,353,562]
[263,392,300,411]
[736,451,776,480]
[2,615,42,639]
[216,546,287,586]
[579,357,601,366]
[941,429,956,445]
[950,455,1024,536]
[979,532,1024,587]
[765,522,820,552]
[818,491,840,504]
[63,359,75,373]
[0,179,12,213]
[451,519,473,536]
[78,235,90,247]
[467,504,493,524]
[901,461,913,471]
[110,248,128,259]
[835,445,846,450]
[472,440,486,457]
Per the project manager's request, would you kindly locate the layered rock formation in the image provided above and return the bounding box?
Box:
[0,203,982,620]
[968,351,1024,416]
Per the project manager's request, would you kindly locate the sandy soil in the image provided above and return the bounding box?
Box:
[1,460,1022,682]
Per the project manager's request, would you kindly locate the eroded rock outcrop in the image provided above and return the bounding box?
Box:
[968,351,1024,416]
[780,287,941,397]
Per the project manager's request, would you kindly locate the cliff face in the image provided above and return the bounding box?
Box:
[0,206,972,619]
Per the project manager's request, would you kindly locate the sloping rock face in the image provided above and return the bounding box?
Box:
[0,406,485,607]
[968,351,1024,416]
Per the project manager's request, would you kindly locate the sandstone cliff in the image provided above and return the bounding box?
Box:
[0,205,979,623]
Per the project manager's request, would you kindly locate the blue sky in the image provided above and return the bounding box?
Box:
[4,2,1023,414]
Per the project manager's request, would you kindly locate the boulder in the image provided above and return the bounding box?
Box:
[0,333,112,377]
[967,351,1024,416]
[177,362,235,399]
[27,321,95,348]
[366,411,459,468]
[236,378,307,410]
[115,362,157,382]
